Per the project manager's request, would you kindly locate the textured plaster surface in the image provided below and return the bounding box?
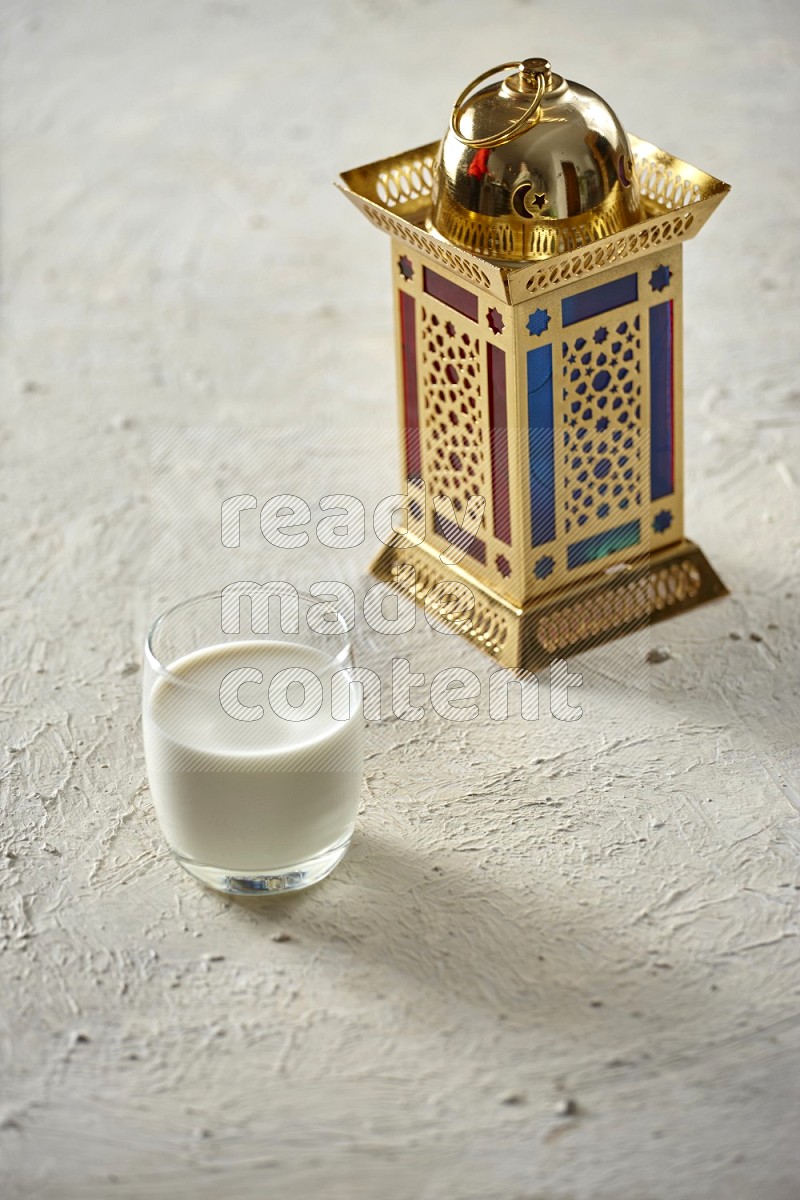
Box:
[2,1,800,1198]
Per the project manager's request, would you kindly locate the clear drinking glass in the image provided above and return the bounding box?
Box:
[142,590,364,895]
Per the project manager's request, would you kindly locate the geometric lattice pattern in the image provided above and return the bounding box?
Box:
[379,537,510,657]
[420,306,486,515]
[341,129,728,305]
[560,313,642,537]
[536,556,701,654]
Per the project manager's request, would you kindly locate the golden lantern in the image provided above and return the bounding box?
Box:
[338,57,730,669]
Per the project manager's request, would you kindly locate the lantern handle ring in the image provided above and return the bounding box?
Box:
[450,61,548,149]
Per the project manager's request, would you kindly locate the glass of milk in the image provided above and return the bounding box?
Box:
[142,589,364,895]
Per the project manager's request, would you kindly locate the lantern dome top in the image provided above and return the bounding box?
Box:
[429,58,644,263]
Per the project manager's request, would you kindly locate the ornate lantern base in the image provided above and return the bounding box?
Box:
[372,537,727,670]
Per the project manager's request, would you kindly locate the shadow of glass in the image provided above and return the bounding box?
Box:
[221,825,707,1039]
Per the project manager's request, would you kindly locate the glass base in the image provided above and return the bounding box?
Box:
[172,833,352,896]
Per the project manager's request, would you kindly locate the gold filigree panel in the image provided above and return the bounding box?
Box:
[419,305,487,517]
[558,310,643,542]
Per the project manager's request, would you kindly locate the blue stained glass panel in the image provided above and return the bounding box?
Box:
[567,519,641,569]
[650,300,674,500]
[527,344,555,546]
[561,274,638,327]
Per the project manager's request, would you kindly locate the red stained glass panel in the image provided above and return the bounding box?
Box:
[422,268,479,322]
[399,291,421,480]
[487,343,511,545]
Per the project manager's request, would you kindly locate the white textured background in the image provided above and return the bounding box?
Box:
[2,1,800,1197]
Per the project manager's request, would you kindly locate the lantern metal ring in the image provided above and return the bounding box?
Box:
[450,61,547,149]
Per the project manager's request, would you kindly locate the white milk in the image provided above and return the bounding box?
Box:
[143,640,364,871]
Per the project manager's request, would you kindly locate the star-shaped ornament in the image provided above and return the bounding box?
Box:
[526,308,550,337]
[487,307,505,335]
[649,264,671,292]
[398,255,414,281]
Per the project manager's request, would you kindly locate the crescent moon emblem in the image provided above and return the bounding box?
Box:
[512,182,547,219]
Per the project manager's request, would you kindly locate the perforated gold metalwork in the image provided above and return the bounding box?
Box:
[433,187,636,264]
[420,307,486,516]
[637,152,702,210]
[337,135,729,304]
[372,538,725,670]
[559,313,643,540]
[360,203,494,289]
[535,557,702,654]
[372,540,511,658]
[518,207,696,300]
[375,154,436,210]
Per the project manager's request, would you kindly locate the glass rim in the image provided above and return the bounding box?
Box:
[144,589,353,691]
